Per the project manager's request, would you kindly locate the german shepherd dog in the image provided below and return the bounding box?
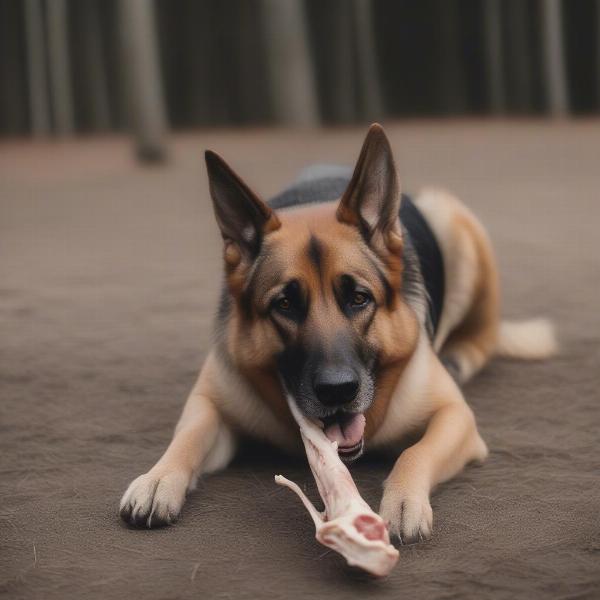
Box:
[120,124,556,543]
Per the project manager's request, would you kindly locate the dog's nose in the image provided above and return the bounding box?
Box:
[313,366,359,406]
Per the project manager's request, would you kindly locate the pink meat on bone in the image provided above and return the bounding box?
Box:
[275,398,399,577]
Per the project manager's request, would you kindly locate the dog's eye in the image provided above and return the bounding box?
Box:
[270,280,305,321]
[276,296,291,311]
[351,291,370,307]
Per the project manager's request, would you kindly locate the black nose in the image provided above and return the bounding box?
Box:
[313,366,359,406]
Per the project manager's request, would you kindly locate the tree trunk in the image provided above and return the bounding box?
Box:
[24,0,51,136]
[118,0,168,162]
[46,0,74,134]
[540,0,568,116]
[353,0,384,121]
[80,0,111,131]
[483,0,505,113]
[260,0,319,126]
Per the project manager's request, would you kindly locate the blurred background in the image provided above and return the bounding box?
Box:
[2,3,600,599]
[0,0,599,159]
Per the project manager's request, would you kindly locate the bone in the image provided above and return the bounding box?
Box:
[275,398,399,577]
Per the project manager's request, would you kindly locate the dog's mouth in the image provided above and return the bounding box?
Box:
[320,412,366,462]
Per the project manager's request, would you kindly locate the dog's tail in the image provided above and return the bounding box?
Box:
[496,318,558,360]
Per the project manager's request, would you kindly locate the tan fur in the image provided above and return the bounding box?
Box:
[377,336,488,540]
[120,125,549,543]
[497,318,558,359]
[415,188,500,383]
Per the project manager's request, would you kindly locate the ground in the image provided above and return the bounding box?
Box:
[1,121,599,599]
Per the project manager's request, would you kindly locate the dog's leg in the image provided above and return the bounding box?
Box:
[379,363,487,543]
[415,188,500,384]
[440,300,499,385]
[438,228,499,383]
[120,369,235,528]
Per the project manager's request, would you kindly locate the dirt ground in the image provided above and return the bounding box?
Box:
[1,121,599,599]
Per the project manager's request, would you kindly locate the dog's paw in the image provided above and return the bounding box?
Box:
[379,489,433,545]
[119,469,189,528]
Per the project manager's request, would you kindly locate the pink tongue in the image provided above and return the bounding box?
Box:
[324,414,366,448]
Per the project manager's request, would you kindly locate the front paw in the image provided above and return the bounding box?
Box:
[379,489,433,545]
[119,469,189,528]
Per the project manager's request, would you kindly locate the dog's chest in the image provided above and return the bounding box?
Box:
[369,333,433,450]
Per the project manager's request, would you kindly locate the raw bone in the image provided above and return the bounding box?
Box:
[275,398,399,577]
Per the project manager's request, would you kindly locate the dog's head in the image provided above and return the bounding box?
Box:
[206,125,419,460]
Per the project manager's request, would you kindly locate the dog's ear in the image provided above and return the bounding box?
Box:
[337,124,402,253]
[205,151,280,267]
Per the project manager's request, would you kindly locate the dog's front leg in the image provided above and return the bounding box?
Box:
[120,368,235,528]
[379,371,488,543]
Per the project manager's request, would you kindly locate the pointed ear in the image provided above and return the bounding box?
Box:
[205,151,280,266]
[336,124,402,253]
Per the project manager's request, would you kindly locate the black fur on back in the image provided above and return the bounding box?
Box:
[268,175,351,211]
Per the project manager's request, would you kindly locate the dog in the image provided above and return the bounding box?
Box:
[120,124,556,543]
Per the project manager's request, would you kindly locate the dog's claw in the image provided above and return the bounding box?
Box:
[119,470,188,528]
[379,491,433,545]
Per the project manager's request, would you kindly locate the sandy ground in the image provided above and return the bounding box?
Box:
[1,121,599,599]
